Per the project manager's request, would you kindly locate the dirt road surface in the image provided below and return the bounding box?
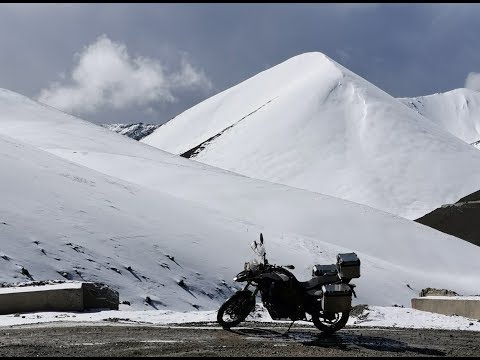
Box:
[0,320,479,357]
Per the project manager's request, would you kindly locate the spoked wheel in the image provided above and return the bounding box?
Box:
[217,291,255,329]
[312,310,350,334]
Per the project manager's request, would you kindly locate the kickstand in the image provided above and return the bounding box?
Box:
[283,320,295,336]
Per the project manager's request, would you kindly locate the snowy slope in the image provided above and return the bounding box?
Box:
[2,305,480,332]
[399,88,480,145]
[0,132,255,312]
[1,88,480,310]
[142,52,480,220]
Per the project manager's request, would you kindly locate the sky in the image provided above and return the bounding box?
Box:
[1,3,480,125]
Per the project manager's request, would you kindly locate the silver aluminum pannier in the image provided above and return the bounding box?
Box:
[312,264,338,277]
[336,252,360,279]
[321,283,352,313]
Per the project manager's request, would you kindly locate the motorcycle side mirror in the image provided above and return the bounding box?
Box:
[250,240,258,251]
[260,233,264,245]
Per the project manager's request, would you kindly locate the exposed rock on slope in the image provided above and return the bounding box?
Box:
[102,123,162,141]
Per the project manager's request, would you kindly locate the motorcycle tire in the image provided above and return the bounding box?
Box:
[312,310,350,334]
[217,290,255,329]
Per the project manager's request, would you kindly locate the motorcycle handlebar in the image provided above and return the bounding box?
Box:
[267,264,295,270]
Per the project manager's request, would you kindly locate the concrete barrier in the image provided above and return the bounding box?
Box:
[411,296,480,320]
[0,282,119,315]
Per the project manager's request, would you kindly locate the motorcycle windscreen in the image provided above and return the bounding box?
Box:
[250,241,266,259]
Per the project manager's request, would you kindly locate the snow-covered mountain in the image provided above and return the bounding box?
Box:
[100,86,480,250]
[141,52,480,220]
[2,87,480,310]
[101,123,162,141]
[101,90,480,148]
[399,88,480,147]
[399,89,480,241]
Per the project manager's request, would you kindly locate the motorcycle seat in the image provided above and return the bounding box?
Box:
[299,274,340,290]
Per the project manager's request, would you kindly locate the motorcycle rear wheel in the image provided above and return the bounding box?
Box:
[217,290,255,329]
[312,310,350,334]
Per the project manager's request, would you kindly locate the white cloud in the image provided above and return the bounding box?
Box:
[465,72,480,91]
[169,52,213,91]
[36,34,212,114]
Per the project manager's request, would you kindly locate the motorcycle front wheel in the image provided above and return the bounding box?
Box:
[217,290,255,329]
[312,310,350,334]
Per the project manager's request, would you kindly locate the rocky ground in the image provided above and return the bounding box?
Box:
[0,321,478,357]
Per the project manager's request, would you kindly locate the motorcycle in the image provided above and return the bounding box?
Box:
[217,233,360,334]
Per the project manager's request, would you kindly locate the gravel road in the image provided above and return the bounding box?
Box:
[0,320,478,357]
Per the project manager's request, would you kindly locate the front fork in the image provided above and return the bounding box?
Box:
[241,281,259,300]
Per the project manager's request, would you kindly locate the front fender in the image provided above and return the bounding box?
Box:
[234,289,254,297]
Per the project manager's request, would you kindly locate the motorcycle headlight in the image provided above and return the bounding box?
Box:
[234,271,248,282]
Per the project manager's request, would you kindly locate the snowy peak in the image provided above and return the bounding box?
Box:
[399,88,480,145]
[142,53,480,220]
[143,52,354,154]
[144,52,400,153]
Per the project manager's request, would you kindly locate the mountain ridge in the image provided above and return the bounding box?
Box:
[141,52,480,220]
[400,88,480,145]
